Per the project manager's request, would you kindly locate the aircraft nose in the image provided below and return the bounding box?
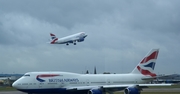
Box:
[12,81,18,88]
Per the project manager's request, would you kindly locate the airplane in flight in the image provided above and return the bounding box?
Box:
[12,49,171,94]
[49,32,87,45]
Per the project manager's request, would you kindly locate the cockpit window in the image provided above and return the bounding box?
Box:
[24,74,30,77]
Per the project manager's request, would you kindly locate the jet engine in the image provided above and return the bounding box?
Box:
[77,38,84,42]
[87,88,103,94]
[124,87,140,94]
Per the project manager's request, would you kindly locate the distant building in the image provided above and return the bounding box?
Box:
[153,74,180,84]
[0,74,23,86]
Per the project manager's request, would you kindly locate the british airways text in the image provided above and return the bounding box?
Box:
[49,78,79,82]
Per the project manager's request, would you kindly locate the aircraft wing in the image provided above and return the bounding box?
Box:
[66,84,171,91]
[64,38,79,43]
[66,86,102,90]
[103,84,171,88]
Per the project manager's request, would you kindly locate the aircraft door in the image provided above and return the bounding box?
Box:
[135,79,138,84]
[25,77,35,89]
[86,79,89,86]
[107,79,111,85]
[39,82,44,88]
[59,82,64,87]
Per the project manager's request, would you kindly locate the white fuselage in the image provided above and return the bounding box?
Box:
[55,32,87,44]
[12,49,172,94]
[13,72,149,90]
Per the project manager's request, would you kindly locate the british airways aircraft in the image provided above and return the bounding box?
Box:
[12,49,171,94]
[49,32,87,45]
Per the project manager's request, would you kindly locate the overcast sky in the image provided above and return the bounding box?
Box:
[0,0,179,74]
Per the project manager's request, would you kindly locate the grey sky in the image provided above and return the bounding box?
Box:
[0,0,179,74]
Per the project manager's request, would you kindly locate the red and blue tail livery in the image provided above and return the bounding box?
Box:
[131,49,159,77]
[50,33,56,40]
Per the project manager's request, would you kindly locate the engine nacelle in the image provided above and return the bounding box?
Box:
[124,87,140,94]
[88,89,103,94]
[77,38,84,42]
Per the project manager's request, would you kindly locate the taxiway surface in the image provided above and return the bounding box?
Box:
[1,88,180,94]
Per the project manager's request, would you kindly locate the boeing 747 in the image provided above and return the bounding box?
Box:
[12,49,171,94]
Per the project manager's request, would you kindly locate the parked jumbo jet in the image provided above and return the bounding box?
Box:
[49,32,87,45]
[12,49,171,94]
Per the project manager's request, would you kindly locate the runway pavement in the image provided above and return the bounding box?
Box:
[0,88,180,94]
[143,88,180,92]
[0,91,25,94]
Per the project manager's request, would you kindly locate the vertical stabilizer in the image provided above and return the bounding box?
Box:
[50,33,58,44]
[131,49,159,77]
[50,33,56,40]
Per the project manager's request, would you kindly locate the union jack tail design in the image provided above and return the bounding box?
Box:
[131,49,159,77]
[50,33,58,44]
[50,33,56,40]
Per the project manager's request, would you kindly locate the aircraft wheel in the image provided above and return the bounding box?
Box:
[74,43,76,45]
[66,43,69,45]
